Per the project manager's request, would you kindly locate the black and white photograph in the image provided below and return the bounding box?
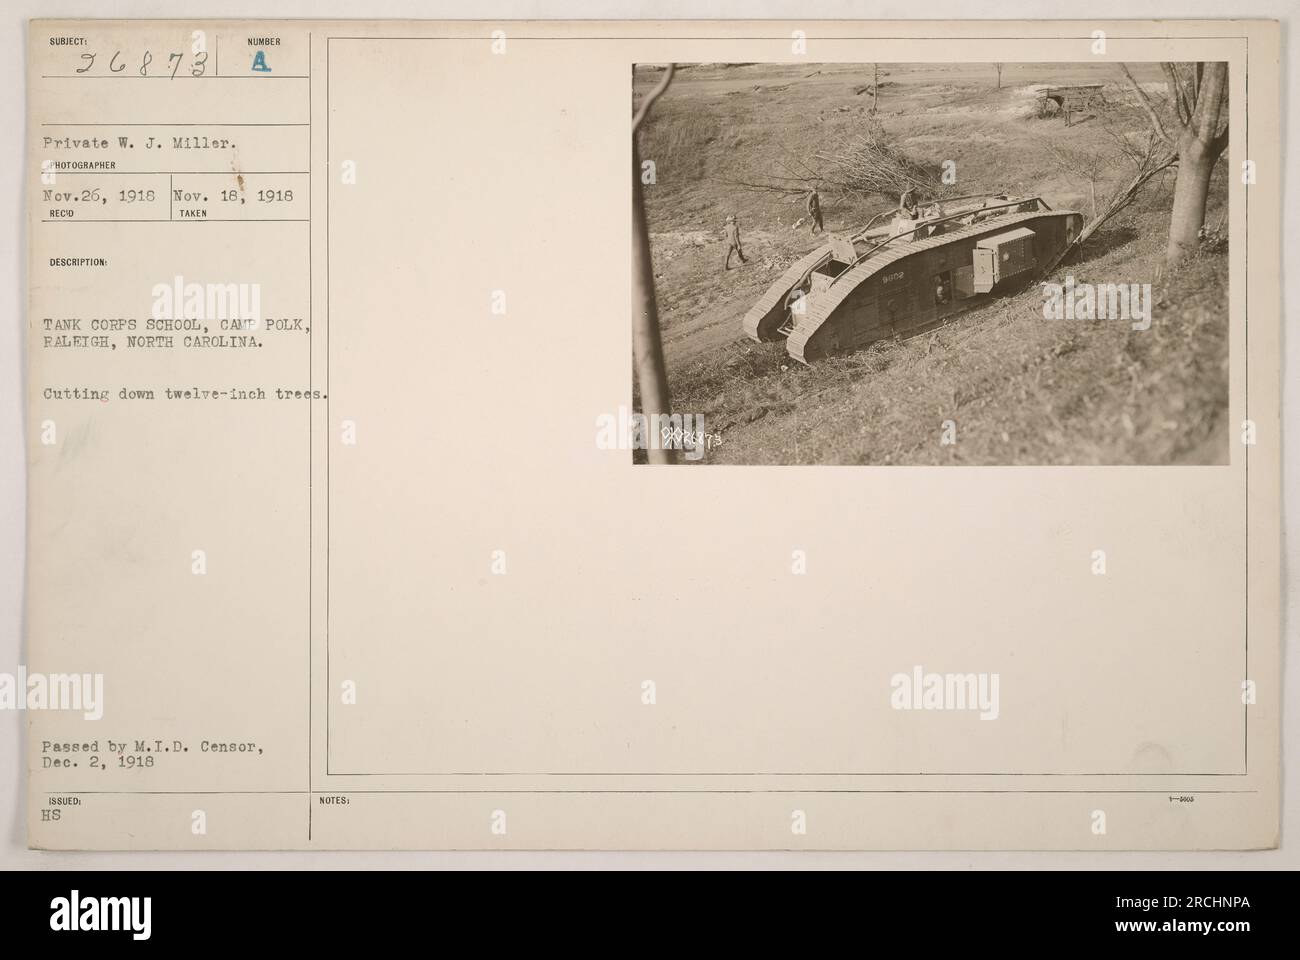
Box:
[632,61,1230,465]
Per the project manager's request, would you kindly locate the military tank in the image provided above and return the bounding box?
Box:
[742,194,1083,364]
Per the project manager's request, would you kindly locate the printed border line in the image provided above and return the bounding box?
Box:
[308,28,314,843]
[51,788,1260,796]
[1242,33,1250,776]
[323,36,1244,42]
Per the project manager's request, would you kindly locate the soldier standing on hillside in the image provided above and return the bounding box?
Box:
[899,185,919,217]
[806,188,824,234]
[723,214,747,270]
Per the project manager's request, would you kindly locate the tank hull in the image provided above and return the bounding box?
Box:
[743,204,1083,365]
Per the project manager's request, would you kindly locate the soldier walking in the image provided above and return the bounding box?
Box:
[806,188,824,234]
[723,214,747,270]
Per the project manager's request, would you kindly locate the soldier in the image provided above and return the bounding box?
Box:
[899,186,919,218]
[723,214,747,270]
[806,188,824,234]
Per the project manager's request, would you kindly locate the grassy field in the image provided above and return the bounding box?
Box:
[633,62,1229,465]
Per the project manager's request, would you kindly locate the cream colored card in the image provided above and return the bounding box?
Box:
[25,19,1279,850]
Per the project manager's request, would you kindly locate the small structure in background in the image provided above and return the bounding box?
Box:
[1037,83,1107,126]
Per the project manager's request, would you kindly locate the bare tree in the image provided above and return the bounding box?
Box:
[856,66,882,110]
[1041,100,1178,275]
[631,65,677,464]
[1120,62,1229,264]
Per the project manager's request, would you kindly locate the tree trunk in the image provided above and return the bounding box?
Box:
[1165,61,1228,265]
[1166,137,1215,263]
[631,138,675,464]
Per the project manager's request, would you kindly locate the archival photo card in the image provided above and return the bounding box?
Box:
[24,19,1279,851]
